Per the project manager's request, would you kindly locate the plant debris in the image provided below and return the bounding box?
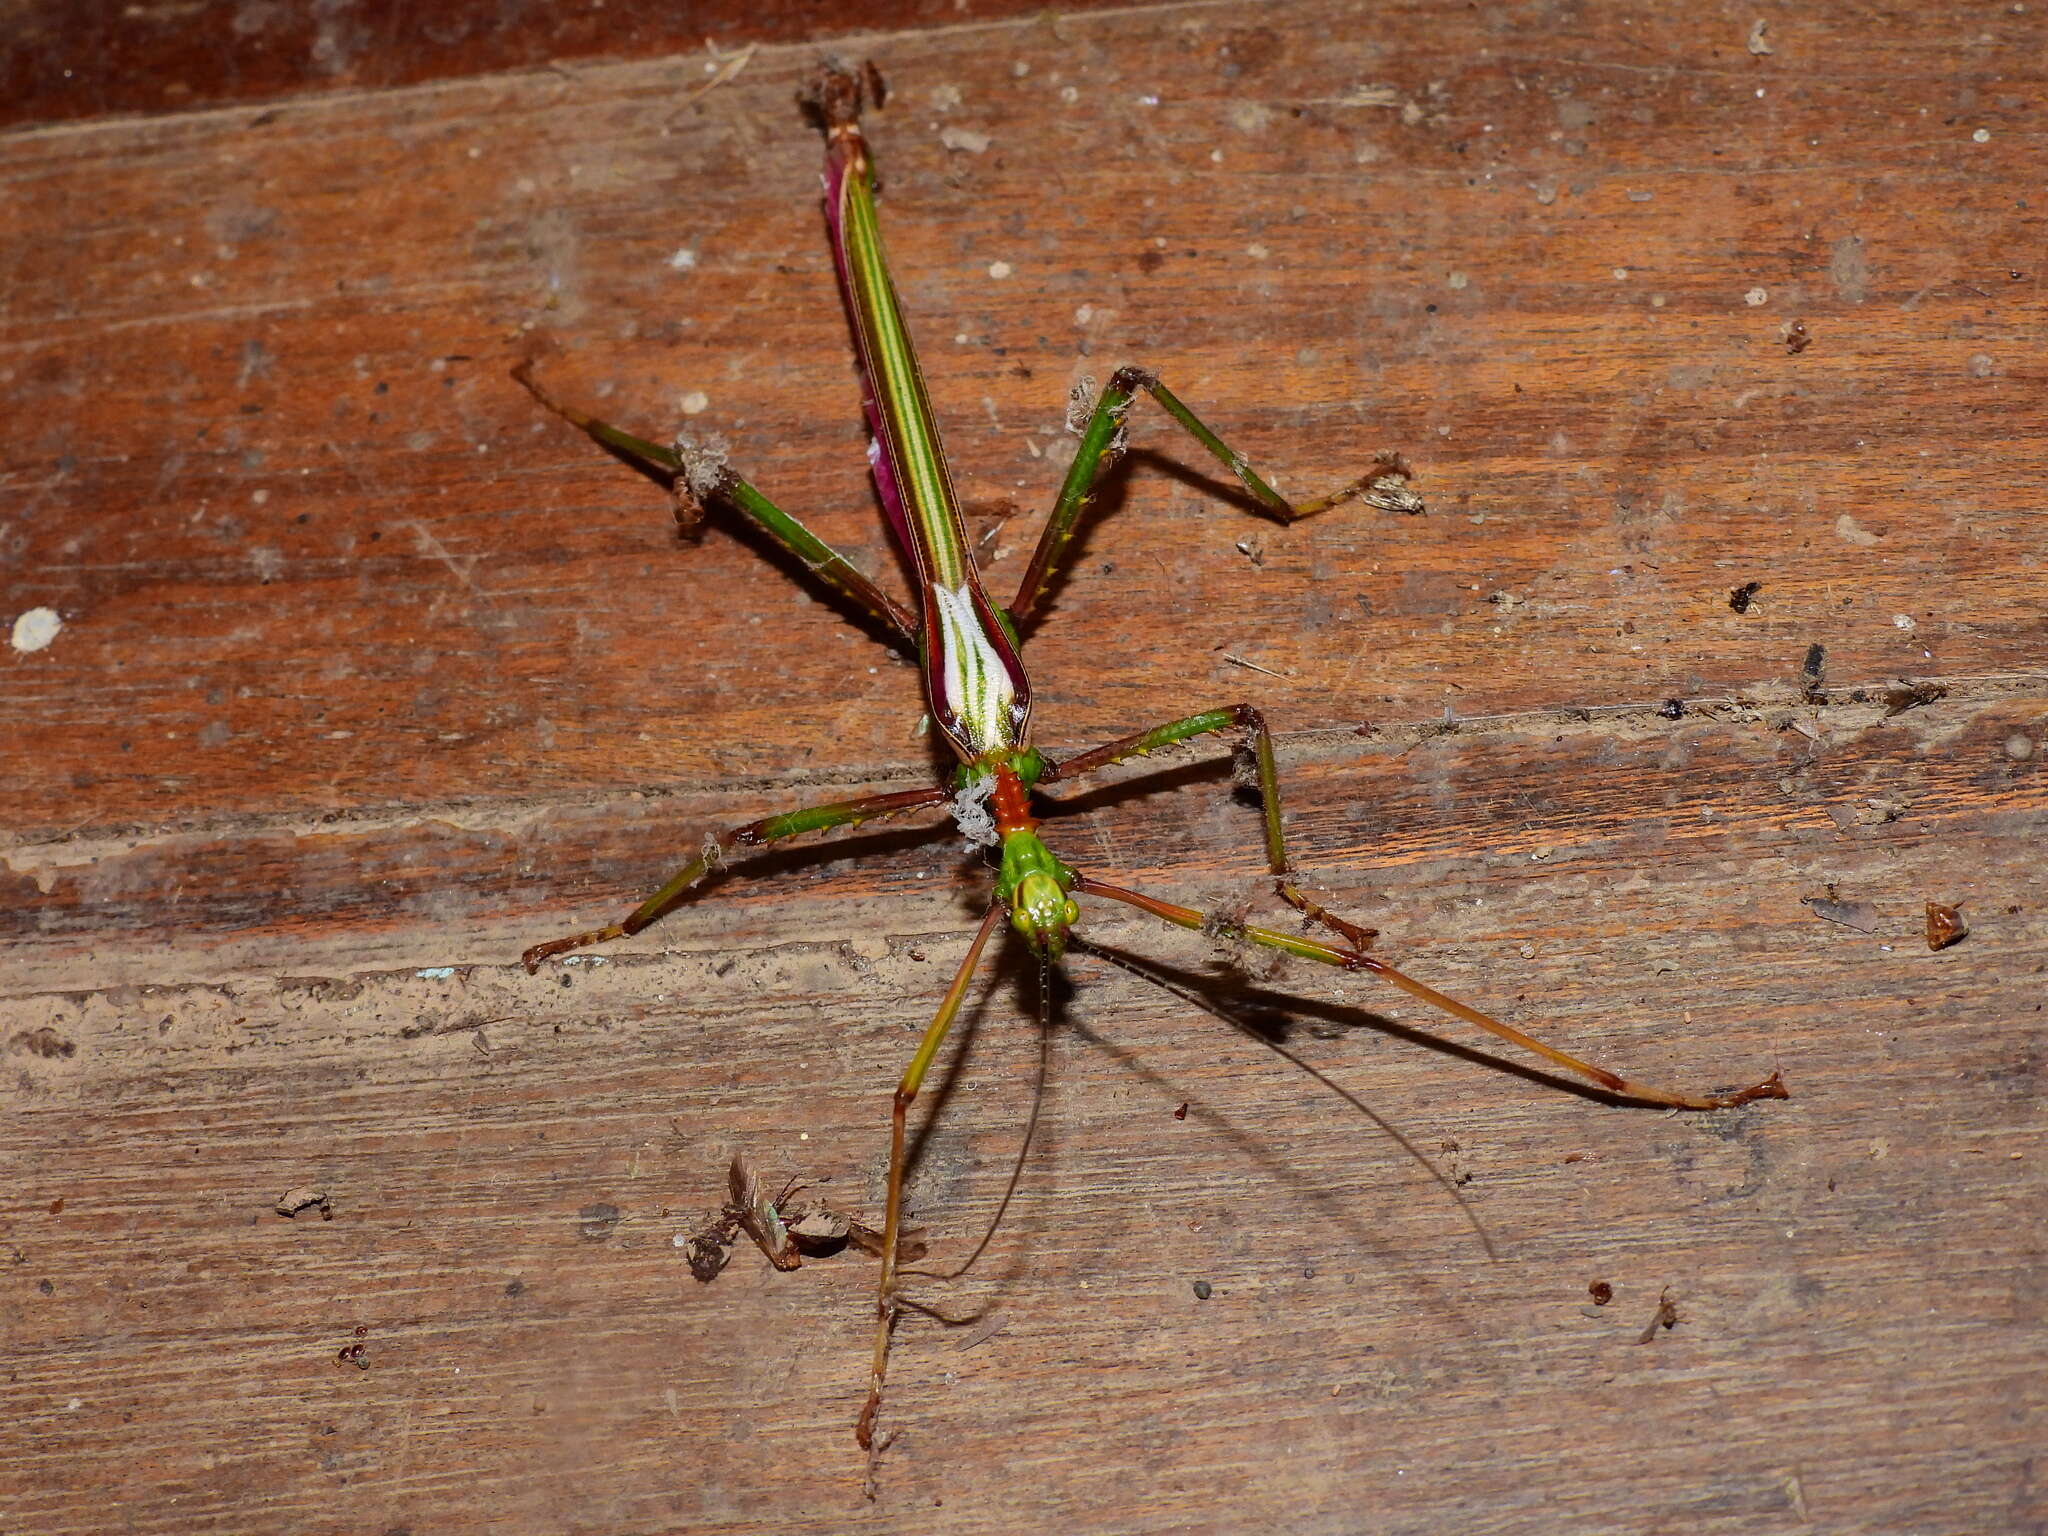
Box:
[1728,581,1764,614]
[1801,643,1827,702]
[730,1153,802,1271]
[1925,902,1969,951]
[686,1155,913,1281]
[1634,1288,1680,1344]
[1803,895,1881,934]
[1883,679,1949,717]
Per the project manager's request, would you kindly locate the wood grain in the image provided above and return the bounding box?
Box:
[4,3,2044,1532]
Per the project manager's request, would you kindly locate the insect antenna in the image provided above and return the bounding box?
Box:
[901,951,1056,1285]
[1065,935,1498,1261]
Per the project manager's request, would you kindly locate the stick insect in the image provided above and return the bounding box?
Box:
[516,61,1787,1466]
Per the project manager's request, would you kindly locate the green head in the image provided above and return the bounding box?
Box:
[996,826,1079,960]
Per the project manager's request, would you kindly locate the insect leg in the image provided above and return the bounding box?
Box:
[1009,366,1421,626]
[858,902,1007,1461]
[1068,874,1786,1112]
[515,361,918,642]
[521,784,949,971]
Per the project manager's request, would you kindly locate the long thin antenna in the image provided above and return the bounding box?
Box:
[1068,935,1498,1261]
[902,953,1054,1283]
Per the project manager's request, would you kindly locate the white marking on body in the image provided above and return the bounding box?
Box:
[930,582,1015,753]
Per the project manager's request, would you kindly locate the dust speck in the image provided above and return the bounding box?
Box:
[1834,514,1881,547]
[1828,235,1870,303]
[10,607,62,653]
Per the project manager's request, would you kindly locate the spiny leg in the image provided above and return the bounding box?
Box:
[1045,702,1781,1106]
[1044,701,1299,883]
[1009,364,1424,625]
[858,901,1007,1469]
[514,360,919,643]
[522,784,949,971]
[1070,873,1786,1111]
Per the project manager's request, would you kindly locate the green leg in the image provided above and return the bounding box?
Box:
[1069,874,1788,1112]
[857,901,1006,1468]
[522,784,950,971]
[1045,702,1296,886]
[1048,707,1786,1110]
[1009,365,1424,626]
[514,361,919,643]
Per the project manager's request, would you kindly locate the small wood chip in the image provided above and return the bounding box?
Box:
[275,1187,331,1219]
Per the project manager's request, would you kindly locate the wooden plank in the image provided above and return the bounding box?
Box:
[0,0,1140,128]
[3,3,2044,1532]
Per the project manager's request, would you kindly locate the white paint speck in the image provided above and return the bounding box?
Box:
[252,488,270,505]
[680,391,710,415]
[987,260,1012,280]
[1744,287,1770,306]
[939,126,992,154]
[1972,127,1991,143]
[11,607,62,653]
[1447,270,1468,290]
[416,966,456,980]
[668,247,697,271]
[1892,614,1916,631]
[1613,266,1629,280]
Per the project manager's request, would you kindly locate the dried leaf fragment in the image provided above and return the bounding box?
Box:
[730,1153,800,1270]
[1882,679,1949,718]
[1802,896,1880,934]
